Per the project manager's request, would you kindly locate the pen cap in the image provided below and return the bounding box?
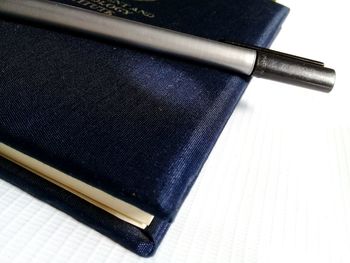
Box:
[252,49,336,92]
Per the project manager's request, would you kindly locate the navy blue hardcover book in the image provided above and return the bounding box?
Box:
[0,0,289,257]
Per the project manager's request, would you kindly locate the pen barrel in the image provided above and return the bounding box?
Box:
[252,49,336,92]
[0,0,257,75]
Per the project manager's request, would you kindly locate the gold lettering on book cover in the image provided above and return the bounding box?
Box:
[71,0,155,18]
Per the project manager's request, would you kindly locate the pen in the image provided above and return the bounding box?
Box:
[0,0,336,92]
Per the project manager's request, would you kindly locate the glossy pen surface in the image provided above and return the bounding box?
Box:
[0,0,257,75]
[0,0,336,92]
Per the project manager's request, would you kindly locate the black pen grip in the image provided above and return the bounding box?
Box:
[252,49,336,92]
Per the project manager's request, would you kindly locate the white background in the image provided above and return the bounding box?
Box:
[0,0,349,262]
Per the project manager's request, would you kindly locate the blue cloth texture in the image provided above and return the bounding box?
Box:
[0,0,289,256]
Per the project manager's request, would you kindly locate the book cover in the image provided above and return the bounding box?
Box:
[0,0,289,256]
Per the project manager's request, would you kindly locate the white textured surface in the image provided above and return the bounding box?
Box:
[0,0,349,262]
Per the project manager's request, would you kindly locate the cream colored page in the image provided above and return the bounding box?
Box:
[0,143,153,229]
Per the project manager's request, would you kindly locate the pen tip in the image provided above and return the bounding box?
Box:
[252,49,336,92]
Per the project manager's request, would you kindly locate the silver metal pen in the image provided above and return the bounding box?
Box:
[0,0,336,92]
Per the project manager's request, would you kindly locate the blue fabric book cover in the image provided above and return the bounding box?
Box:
[0,0,289,257]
